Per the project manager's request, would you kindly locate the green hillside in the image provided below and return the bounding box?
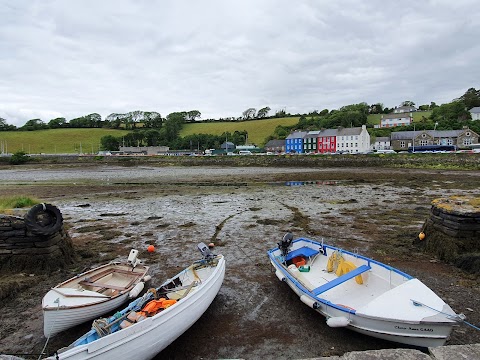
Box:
[0,112,435,154]
[180,117,300,146]
[0,128,130,154]
[367,111,432,125]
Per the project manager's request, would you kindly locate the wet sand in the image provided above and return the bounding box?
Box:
[0,165,479,359]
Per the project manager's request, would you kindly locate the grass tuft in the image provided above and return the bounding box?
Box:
[0,196,39,211]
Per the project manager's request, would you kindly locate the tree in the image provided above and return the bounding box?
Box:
[20,119,48,131]
[401,101,415,107]
[430,101,470,124]
[242,108,256,119]
[369,103,384,114]
[48,117,67,129]
[0,118,16,131]
[69,113,102,128]
[186,110,201,121]
[257,107,271,118]
[100,135,120,151]
[457,88,480,109]
[143,112,163,128]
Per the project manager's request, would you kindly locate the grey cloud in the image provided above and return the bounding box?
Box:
[0,0,479,126]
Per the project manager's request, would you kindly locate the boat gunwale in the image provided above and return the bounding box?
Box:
[267,238,414,314]
[63,254,226,356]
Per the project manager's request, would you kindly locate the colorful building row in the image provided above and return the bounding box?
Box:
[284,125,370,154]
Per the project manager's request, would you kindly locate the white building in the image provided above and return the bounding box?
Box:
[379,113,413,128]
[336,125,370,154]
[469,107,480,121]
[372,136,391,150]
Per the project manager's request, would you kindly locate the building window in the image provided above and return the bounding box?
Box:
[463,138,472,146]
[420,140,428,146]
[400,141,405,148]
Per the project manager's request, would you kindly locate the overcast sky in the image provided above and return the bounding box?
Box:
[1,1,479,127]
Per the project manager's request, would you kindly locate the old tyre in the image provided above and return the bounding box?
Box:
[24,203,63,236]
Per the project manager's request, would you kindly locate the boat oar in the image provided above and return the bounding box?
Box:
[411,299,480,331]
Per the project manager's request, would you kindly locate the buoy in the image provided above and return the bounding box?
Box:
[326,316,350,328]
[419,232,425,241]
[275,269,285,282]
[300,295,320,309]
[147,245,155,253]
[128,282,145,299]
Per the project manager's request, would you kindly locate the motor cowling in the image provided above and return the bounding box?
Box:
[278,232,294,257]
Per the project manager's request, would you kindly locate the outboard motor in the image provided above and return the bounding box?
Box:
[127,249,141,268]
[278,232,294,258]
[198,242,215,261]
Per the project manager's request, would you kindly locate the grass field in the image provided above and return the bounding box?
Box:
[0,128,130,154]
[180,117,300,146]
[367,111,432,125]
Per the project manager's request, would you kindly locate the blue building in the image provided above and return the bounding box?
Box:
[285,131,307,153]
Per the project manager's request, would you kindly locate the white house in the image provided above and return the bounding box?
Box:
[379,113,413,128]
[336,125,370,154]
[394,105,417,114]
[469,107,480,121]
[372,137,391,150]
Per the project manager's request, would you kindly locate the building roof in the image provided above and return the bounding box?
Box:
[395,105,417,113]
[382,113,413,119]
[375,137,390,142]
[221,141,235,149]
[317,129,338,136]
[390,130,463,140]
[338,127,363,136]
[469,107,480,113]
[264,139,285,147]
[304,131,321,139]
[286,131,308,139]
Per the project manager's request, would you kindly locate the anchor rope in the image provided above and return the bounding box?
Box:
[38,298,60,360]
[411,299,480,331]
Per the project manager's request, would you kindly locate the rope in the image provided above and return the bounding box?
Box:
[411,299,480,331]
[93,318,111,337]
[38,298,60,360]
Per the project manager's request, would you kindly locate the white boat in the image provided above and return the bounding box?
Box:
[43,249,150,338]
[47,243,225,360]
[268,234,466,348]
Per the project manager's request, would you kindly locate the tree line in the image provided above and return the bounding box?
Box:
[1,88,479,151]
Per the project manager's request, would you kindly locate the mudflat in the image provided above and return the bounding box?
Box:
[0,165,479,359]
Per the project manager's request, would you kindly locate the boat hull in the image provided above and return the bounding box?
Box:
[43,262,149,337]
[50,256,225,360]
[43,293,130,338]
[268,238,457,348]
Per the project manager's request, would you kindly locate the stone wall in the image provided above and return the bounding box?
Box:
[0,214,74,274]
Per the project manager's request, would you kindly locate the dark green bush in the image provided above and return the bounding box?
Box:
[9,151,30,165]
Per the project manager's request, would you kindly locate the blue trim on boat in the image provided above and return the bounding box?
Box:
[293,238,413,280]
[267,236,416,316]
[285,247,319,261]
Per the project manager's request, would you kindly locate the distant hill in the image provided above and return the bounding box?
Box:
[0,128,130,154]
[180,117,300,146]
[0,112,434,154]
